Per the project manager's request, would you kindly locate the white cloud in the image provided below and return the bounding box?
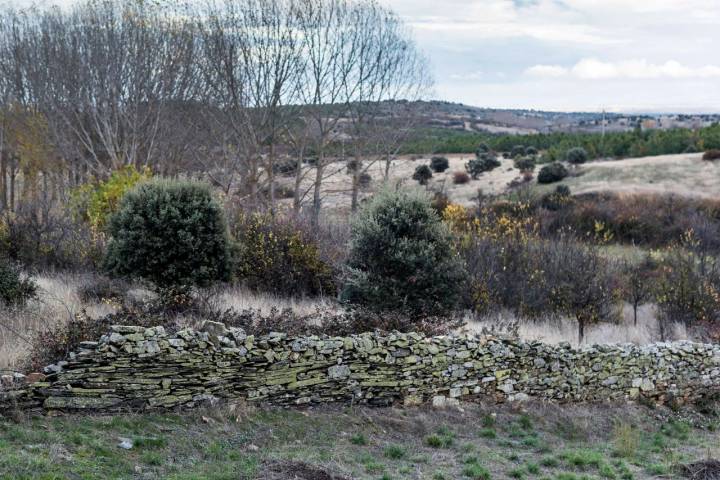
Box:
[450,71,485,80]
[524,65,569,78]
[525,59,720,80]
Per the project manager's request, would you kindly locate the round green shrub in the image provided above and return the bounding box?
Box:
[0,259,37,306]
[103,179,232,293]
[511,145,526,158]
[525,146,538,156]
[566,147,589,164]
[476,143,490,155]
[466,153,501,179]
[514,156,536,172]
[537,163,569,184]
[412,164,433,185]
[430,156,450,173]
[341,188,467,316]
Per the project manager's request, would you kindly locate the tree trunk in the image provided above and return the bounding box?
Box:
[0,153,6,212]
[311,152,325,226]
[8,156,16,213]
[350,153,362,212]
[633,302,638,326]
[267,142,276,214]
[293,147,304,214]
[578,317,585,345]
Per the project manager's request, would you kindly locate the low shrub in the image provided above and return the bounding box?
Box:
[358,172,372,189]
[466,153,501,179]
[70,165,152,233]
[231,211,337,297]
[525,146,538,156]
[537,162,568,184]
[76,276,130,304]
[511,145,526,158]
[538,192,720,250]
[566,147,589,165]
[0,199,103,270]
[215,305,460,337]
[430,156,450,173]
[341,187,467,317]
[514,156,536,172]
[453,171,471,184]
[703,149,720,161]
[413,164,433,185]
[540,185,572,211]
[104,179,232,296]
[656,237,720,338]
[272,158,298,176]
[0,259,37,307]
[23,304,179,372]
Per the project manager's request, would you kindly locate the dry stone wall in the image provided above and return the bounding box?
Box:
[3,321,720,412]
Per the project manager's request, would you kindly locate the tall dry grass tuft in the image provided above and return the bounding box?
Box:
[0,273,116,371]
[464,303,683,347]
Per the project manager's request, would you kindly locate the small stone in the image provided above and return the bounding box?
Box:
[328,365,351,380]
[118,438,133,450]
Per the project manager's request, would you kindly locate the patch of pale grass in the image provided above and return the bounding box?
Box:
[0,272,115,370]
[209,286,336,317]
[464,303,686,347]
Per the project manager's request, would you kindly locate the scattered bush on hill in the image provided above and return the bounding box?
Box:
[412,164,433,185]
[466,153,501,179]
[430,156,450,173]
[453,171,470,184]
[537,162,569,184]
[0,259,37,307]
[231,211,337,297]
[514,156,536,173]
[103,179,232,297]
[341,187,467,317]
[511,145,526,158]
[476,143,490,154]
[566,147,589,165]
[703,149,720,161]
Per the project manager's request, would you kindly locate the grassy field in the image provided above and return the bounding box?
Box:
[538,153,720,199]
[1,401,718,479]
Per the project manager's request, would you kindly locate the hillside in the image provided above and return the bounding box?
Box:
[276,152,720,214]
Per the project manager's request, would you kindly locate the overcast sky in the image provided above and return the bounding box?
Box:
[387,0,720,113]
[5,0,720,113]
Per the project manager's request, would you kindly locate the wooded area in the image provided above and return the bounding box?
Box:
[0,0,431,220]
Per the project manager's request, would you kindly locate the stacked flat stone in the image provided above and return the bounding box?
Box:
[3,321,720,412]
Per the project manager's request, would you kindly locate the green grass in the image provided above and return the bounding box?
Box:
[0,402,716,479]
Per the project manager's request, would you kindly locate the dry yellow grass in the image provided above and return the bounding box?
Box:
[1,272,683,371]
[538,152,720,199]
[276,152,719,215]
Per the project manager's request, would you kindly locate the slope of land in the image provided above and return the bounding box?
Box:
[280,152,720,214]
[1,401,717,479]
[548,153,720,199]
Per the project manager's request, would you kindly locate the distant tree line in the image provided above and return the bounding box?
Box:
[402,124,720,160]
[0,0,431,222]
